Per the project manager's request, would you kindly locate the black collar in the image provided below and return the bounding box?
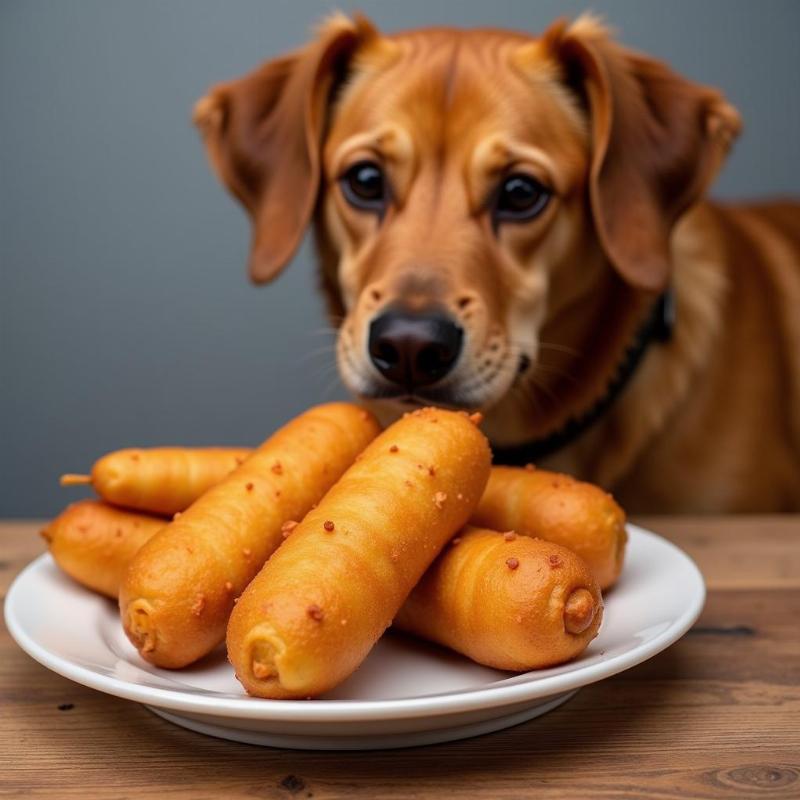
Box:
[492,289,675,465]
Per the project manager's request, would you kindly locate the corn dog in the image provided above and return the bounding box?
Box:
[471,466,627,590]
[227,407,491,699]
[60,447,252,516]
[41,500,166,598]
[395,527,603,671]
[120,403,380,668]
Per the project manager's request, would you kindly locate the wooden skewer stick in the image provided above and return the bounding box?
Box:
[60,474,92,486]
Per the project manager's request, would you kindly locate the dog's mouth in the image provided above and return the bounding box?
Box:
[356,383,470,410]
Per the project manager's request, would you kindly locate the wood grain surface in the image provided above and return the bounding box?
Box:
[1,517,798,800]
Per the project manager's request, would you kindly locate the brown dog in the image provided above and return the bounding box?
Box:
[194,14,800,513]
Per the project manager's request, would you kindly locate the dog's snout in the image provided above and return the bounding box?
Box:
[368,309,463,389]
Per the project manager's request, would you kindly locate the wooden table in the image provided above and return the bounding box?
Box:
[2,518,798,799]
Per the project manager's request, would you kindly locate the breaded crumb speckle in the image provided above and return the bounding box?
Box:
[191,594,206,617]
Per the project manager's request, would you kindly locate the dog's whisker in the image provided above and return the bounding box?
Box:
[527,374,562,410]
[537,340,582,358]
[311,360,340,380]
[510,379,546,420]
[532,361,579,386]
[303,328,340,339]
[506,338,582,362]
[319,369,347,400]
[297,344,338,364]
[503,338,578,389]
[513,369,561,415]
[301,342,337,361]
[309,369,341,396]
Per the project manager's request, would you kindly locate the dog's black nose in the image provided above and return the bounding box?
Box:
[368,309,463,389]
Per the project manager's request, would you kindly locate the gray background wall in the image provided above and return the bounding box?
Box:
[2,0,799,517]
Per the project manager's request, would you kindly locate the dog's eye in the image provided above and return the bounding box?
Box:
[494,174,551,222]
[340,161,387,213]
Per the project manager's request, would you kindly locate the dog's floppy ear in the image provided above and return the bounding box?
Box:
[193,14,375,283]
[541,17,741,290]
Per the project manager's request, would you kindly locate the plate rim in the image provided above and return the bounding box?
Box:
[5,524,705,723]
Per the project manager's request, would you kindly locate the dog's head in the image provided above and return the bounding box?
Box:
[195,14,740,439]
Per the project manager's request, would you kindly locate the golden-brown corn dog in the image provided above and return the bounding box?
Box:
[227,407,492,699]
[120,403,380,668]
[41,500,166,598]
[43,505,601,672]
[60,447,253,516]
[471,466,627,590]
[395,527,603,670]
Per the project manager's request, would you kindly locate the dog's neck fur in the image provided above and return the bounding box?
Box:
[536,203,727,490]
[482,266,652,447]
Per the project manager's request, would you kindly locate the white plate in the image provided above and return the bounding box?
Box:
[5,524,703,750]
